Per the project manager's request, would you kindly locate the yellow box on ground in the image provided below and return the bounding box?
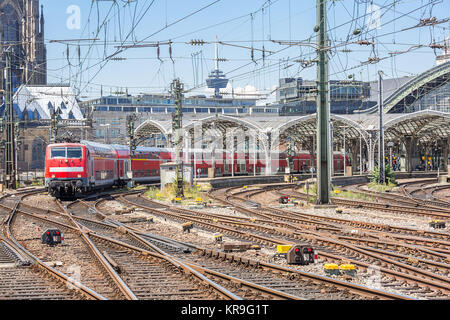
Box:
[324,263,339,270]
[195,197,202,202]
[339,264,355,270]
[276,244,292,253]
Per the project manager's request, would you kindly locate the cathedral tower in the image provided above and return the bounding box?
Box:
[0,0,47,100]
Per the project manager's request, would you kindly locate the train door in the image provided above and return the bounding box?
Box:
[118,160,124,178]
[223,159,229,175]
[125,160,131,179]
[113,160,117,180]
[88,150,94,185]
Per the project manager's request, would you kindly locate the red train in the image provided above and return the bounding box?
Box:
[44,140,349,197]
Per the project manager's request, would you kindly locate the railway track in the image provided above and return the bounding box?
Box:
[0,190,105,300]
[3,183,448,300]
[93,199,408,300]
[112,191,450,299]
[215,185,450,249]
[2,190,238,300]
[277,184,450,220]
[6,202,131,299]
[205,185,450,298]
[0,238,89,300]
[401,181,450,209]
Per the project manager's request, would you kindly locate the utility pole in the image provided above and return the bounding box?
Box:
[316,0,330,204]
[171,78,184,198]
[50,110,58,143]
[127,114,137,186]
[4,50,16,189]
[15,123,21,187]
[378,70,385,184]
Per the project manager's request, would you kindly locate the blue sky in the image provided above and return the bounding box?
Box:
[41,0,450,100]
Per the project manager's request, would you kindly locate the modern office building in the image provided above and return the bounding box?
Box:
[276,77,377,115]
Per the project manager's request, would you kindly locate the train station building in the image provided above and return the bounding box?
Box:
[131,60,450,176]
[3,56,449,176]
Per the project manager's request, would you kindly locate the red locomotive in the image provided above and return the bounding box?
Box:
[45,140,349,197]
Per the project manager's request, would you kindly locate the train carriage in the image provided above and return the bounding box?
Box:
[45,140,349,197]
[131,146,172,183]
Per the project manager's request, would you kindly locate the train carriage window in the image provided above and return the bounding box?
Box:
[51,147,66,158]
[67,147,82,158]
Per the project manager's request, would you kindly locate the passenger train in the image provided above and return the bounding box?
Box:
[44,140,349,197]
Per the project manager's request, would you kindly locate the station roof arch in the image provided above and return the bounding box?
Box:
[383,109,450,144]
[134,119,171,144]
[182,114,262,134]
[269,114,370,151]
[381,61,450,113]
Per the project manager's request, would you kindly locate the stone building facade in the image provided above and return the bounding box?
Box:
[0,0,47,102]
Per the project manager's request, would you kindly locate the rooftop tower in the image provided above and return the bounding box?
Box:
[206,37,228,98]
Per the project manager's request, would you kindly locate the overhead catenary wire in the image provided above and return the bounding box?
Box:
[34,0,449,99]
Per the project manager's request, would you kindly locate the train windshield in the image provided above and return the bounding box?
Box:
[51,147,82,159]
[51,147,66,158]
[67,147,82,158]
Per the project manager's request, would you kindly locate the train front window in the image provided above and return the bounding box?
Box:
[67,147,82,158]
[51,147,82,159]
[51,147,66,158]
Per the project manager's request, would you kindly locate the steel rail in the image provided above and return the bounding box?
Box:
[87,224,405,300]
[84,231,242,300]
[119,193,448,295]
[2,198,106,300]
[63,199,242,301]
[6,195,137,300]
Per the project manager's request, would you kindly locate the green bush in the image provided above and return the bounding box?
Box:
[145,180,209,203]
[369,165,397,185]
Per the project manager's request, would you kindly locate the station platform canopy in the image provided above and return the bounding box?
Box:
[134,110,450,148]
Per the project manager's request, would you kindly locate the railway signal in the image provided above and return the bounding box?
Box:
[41,229,64,246]
[170,78,184,198]
[286,245,317,265]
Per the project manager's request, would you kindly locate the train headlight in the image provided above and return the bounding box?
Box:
[52,174,55,178]
[77,174,81,178]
